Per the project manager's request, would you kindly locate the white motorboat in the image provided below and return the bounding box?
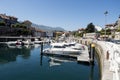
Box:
[34,38,43,44]
[70,43,85,50]
[23,39,34,45]
[7,40,22,48]
[43,42,85,54]
[6,39,33,48]
[7,41,17,45]
[7,40,23,46]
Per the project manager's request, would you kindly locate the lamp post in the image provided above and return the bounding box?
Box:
[119,15,120,40]
[104,11,108,39]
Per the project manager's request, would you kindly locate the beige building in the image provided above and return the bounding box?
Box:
[114,32,120,40]
[104,16,120,40]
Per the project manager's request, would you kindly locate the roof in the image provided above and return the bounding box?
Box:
[105,23,115,27]
[0,14,17,20]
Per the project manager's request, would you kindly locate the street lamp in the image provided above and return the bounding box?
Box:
[104,11,108,39]
[118,15,120,39]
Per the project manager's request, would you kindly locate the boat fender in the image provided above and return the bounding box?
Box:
[82,46,85,50]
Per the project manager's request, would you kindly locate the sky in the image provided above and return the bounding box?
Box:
[0,0,120,31]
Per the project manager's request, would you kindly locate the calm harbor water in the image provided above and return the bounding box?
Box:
[0,44,100,80]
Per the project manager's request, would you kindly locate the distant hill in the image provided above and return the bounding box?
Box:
[32,23,65,32]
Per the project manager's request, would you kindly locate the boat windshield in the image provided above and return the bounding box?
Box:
[69,44,75,46]
[53,46,65,48]
[63,43,75,47]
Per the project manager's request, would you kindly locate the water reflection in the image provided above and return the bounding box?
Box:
[0,46,33,64]
[40,55,96,80]
[0,44,100,80]
[89,65,94,80]
[47,56,76,67]
[40,54,43,66]
[42,54,92,67]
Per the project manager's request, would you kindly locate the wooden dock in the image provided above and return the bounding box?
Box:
[77,51,90,62]
[77,45,90,63]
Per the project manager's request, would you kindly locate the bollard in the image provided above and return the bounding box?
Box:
[90,43,95,64]
[41,42,43,55]
[88,44,91,59]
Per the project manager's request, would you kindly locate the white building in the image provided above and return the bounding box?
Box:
[83,33,96,39]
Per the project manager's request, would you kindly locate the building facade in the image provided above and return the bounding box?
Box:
[0,14,18,27]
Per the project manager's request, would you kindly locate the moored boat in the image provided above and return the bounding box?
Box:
[43,42,85,54]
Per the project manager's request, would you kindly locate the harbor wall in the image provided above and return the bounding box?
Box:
[74,38,106,80]
[94,43,104,80]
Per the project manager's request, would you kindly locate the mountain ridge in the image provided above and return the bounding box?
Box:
[32,23,65,32]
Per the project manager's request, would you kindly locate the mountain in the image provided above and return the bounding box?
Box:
[32,23,65,32]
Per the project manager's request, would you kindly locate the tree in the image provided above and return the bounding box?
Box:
[85,23,95,33]
[0,21,5,26]
[22,20,32,27]
[99,28,111,35]
[12,23,27,29]
[99,29,105,35]
[71,31,76,36]
[117,29,120,32]
[106,29,111,35]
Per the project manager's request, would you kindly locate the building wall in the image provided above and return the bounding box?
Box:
[114,32,120,40]
[83,33,96,39]
[34,31,42,37]
[46,31,53,37]
[0,14,18,27]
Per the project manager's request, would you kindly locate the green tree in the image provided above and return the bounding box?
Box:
[85,23,95,33]
[116,26,120,32]
[100,28,111,35]
[70,31,84,37]
[106,29,111,35]
[0,21,6,26]
[12,23,27,29]
[22,20,32,28]
[99,29,105,35]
